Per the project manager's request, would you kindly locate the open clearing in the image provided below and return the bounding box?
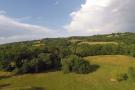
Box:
[79,41,118,45]
[0,55,135,90]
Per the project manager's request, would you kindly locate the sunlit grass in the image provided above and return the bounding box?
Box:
[0,55,135,90]
[79,41,118,45]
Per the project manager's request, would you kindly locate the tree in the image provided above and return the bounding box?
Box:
[61,55,90,74]
[38,53,52,70]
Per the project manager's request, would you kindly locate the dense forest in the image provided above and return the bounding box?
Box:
[0,32,134,74]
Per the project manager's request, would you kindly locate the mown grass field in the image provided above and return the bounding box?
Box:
[70,39,118,45]
[0,55,135,90]
[79,41,118,45]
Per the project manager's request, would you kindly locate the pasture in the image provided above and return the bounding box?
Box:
[0,55,135,90]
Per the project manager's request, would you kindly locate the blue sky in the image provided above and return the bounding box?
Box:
[0,0,84,29]
[0,0,134,44]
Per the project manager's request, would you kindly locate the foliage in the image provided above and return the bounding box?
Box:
[0,32,134,74]
[128,67,135,81]
[0,55,135,90]
[75,44,126,57]
[61,55,90,74]
[19,86,45,90]
[116,73,128,81]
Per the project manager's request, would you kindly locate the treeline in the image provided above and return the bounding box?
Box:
[0,39,91,74]
[0,39,67,73]
[0,32,134,74]
[0,45,60,73]
[76,44,126,57]
[69,32,135,57]
[74,44,130,57]
[69,32,135,44]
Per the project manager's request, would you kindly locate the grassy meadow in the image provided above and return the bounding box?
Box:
[79,41,118,45]
[0,55,135,90]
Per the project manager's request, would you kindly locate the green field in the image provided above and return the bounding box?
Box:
[79,41,118,45]
[0,55,135,90]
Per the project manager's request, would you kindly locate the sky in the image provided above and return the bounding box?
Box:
[0,0,135,44]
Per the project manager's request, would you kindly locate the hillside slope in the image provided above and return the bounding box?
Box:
[0,55,135,90]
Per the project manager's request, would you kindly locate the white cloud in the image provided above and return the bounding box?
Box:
[1,0,135,44]
[65,0,135,35]
[0,10,7,14]
[0,15,55,44]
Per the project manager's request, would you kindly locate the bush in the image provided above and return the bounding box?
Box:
[128,67,135,81]
[116,73,128,81]
[130,52,135,57]
[19,86,45,90]
[61,58,71,73]
[13,67,22,74]
[20,61,32,73]
[0,60,14,71]
[61,55,90,74]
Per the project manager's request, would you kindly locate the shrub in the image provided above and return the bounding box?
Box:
[61,55,90,74]
[130,52,135,57]
[19,86,45,90]
[0,60,14,71]
[20,61,32,73]
[128,67,135,81]
[13,67,22,74]
[61,58,71,73]
[116,73,128,81]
